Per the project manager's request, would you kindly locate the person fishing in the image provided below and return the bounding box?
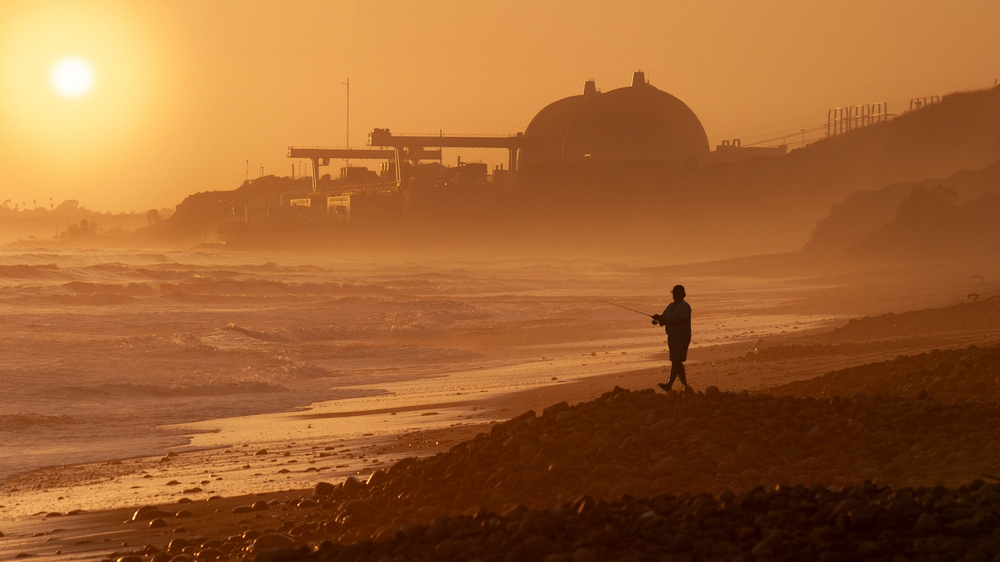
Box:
[651,285,692,392]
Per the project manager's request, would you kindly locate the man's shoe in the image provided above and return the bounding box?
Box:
[658,383,672,392]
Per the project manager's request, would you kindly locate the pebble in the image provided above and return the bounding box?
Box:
[194,547,223,560]
[252,533,294,551]
[132,507,174,522]
[314,482,335,496]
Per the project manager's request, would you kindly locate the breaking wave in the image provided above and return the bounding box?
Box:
[84,262,134,273]
[0,413,76,432]
[222,322,448,343]
[41,381,289,400]
[224,323,295,342]
[159,292,306,304]
[282,363,343,379]
[45,293,137,306]
[0,264,63,279]
[160,280,393,297]
[64,281,159,296]
[134,268,202,280]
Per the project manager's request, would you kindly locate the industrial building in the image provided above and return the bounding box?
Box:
[221,71,788,240]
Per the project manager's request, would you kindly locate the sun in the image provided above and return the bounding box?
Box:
[50,57,94,98]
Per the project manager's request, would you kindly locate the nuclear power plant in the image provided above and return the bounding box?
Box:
[292,71,775,187]
[220,71,796,239]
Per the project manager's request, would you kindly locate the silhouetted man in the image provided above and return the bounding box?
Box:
[651,285,691,392]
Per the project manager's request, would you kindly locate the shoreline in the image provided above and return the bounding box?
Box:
[4,311,999,559]
[0,320,975,519]
[0,312,830,512]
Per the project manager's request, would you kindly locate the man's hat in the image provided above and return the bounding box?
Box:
[671,285,686,297]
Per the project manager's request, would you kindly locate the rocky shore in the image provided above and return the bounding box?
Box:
[6,325,1000,562]
[64,371,1000,562]
[297,479,1000,562]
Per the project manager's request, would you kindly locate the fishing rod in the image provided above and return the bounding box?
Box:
[595,300,654,318]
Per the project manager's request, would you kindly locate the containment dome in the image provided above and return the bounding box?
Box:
[520,72,710,168]
[521,80,601,167]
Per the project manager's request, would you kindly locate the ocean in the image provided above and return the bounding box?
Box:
[0,249,827,482]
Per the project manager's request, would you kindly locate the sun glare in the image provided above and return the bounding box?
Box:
[51,57,94,98]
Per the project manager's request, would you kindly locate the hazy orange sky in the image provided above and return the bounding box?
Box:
[0,0,997,212]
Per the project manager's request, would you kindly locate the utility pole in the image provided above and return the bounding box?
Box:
[344,78,350,169]
[245,160,249,183]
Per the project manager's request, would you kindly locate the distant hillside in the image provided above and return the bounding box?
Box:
[796,157,1000,269]
[0,200,160,246]
[855,187,999,261]
[803,160,1000,256]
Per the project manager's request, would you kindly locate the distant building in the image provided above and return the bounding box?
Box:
[280,190,312,207]
[327,195,350,222]
[339,166,380,185]
[520,71,711,168]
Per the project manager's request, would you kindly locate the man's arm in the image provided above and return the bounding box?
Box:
[651,314,688,327]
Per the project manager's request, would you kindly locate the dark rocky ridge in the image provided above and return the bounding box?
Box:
[296,389,1000,541]
[99,340,1000,562]
[293,480,1000,562]
[121,386,1000,560]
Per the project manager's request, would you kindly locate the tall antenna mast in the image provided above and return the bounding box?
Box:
[343,78,350,169]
